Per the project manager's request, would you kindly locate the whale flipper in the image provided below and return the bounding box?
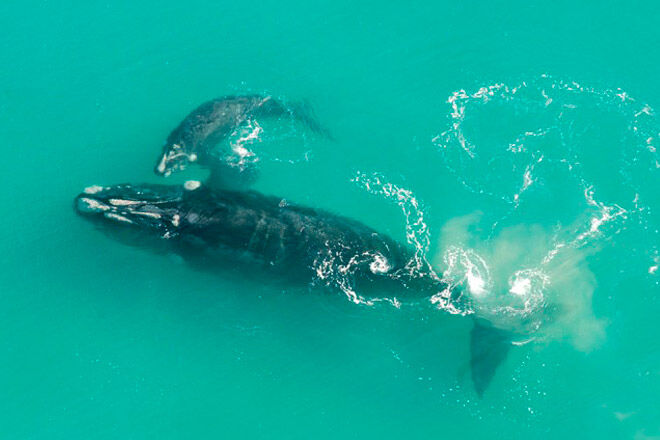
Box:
[470,319,511,397]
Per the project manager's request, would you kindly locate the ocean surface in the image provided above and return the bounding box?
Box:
[1,1,659,438]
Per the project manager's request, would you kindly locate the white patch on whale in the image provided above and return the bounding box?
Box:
[134,211,161,219]
[159,144,195,174]
[157,154,168,174]
[104,212,134,224]
[84,185,105,194]
[184,180,201,191]
[79,198,110,212]
[109,198,141,206]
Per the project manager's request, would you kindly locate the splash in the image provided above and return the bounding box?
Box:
[350,172,472,315]
[226,118,262,171]
[433,74,658,244]
[205,92,318,180]
[311,245,403,307]
[435,215,605,350]
[352,171,432,276]
[309,172,440,309]
[226,115,314,170]
[427,74,660,347]
[223,88,318,167]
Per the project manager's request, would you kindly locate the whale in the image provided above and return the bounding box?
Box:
[154,95,329,187]
[74,181,512,396]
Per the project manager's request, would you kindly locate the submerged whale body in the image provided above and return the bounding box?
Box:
[75,182,432,294]
[155,95,328,188]
[74,181,511,396]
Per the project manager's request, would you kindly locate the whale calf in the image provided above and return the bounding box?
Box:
[74,181,512,396]
[155,95,329,187]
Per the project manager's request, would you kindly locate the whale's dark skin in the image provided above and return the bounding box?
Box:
[155,95,328,186]
[75,182,443,299]
[74,182,512,396]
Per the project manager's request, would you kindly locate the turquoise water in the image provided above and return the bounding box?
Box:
[1,1,659,438]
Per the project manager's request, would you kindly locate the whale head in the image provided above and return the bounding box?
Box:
[154,141,199,177]
[74,181,204,238]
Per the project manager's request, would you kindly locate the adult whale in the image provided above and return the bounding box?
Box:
[154,95,329,187]
[74,181,511,396]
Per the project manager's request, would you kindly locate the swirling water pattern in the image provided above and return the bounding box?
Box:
[1,1,659,439]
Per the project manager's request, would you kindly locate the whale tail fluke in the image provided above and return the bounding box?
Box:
[286,100,335,141]
[255,97,334,140]
[470,319,512,398]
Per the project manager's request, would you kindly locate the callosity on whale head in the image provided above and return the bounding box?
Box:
[154,141,199,176]
[74,181,203,236]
